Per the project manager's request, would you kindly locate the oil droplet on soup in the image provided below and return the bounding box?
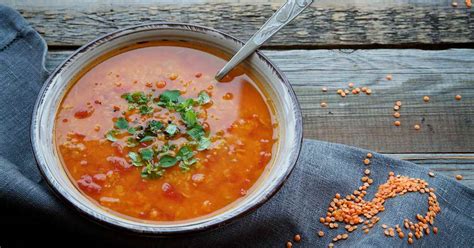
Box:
[55,41,276,221]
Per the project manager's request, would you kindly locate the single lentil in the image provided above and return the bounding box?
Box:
[394,121,401,126]
[455,95,462,100]
[456,175,463,180]
[364,159,371,165]
[294,234,301,242]
[321,102,328,108]
[393,112,400,118]
[414,124,421,130]
[423,96,430,102]
[428,172,435,177]
[318,231,325,237]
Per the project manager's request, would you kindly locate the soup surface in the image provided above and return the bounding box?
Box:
[55,41,276,221]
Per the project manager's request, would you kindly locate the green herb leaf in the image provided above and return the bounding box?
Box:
[126,137,138,147]
[127,127,136,134]
[176,98,195,112]
[197,91,211,105]
[182,110,198,127]
[165,124,178,136]
[105,129,119,142]
[122,91,149,104]
[139,105,154,115]
[139,136,154,143]
[141,161,165,179]
[177,145,194,161]
[159,90,181,104]
[139,148,154,161]
[115,117,129,129]
[148,120,163,133]
[187,125,205,140]
[179,157,197,171]
[128,151,143,166]
[197,137,211,151]
[159,155,178,168]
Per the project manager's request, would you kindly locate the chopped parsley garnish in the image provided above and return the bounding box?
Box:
[106,89,213,179]
[197,91,211,105]
[165,123,178,136]
[115,117,129,129]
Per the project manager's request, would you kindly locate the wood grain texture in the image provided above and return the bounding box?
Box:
[17,2,474,47]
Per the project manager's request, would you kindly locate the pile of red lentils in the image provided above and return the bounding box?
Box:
[313,153,441,247]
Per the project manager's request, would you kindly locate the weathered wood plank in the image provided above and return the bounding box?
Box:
[45,49,474,154]
[389,155,474,188]
[17,2,474,48]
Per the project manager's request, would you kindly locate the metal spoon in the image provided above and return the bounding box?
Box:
[215,0,313,81]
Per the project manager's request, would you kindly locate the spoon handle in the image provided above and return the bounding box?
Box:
[215,0,313,81]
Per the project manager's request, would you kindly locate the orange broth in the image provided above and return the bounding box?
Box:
[54,41,277,221]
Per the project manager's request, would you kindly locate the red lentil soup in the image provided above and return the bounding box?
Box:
[54,41,277,221]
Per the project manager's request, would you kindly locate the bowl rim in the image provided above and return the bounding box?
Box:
[31,22,303,235]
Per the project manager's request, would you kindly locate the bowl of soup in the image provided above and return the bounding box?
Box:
[31,23,303,235]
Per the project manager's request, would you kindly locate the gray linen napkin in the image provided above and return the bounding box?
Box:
[1,5,473,247]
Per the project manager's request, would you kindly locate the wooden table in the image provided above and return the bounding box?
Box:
[10,0,474,187]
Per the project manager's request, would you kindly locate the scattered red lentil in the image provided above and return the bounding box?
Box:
[452,1,458,7]
[321,102,328,108]
[318,231,325,237]
[341,92,346,97]
[414,124,421,130]
[393,105,400,111]
[386,74,392,80]
[366,89,372,95]
[168,72,178,80]
[156,80,166,88]
[348,82,354,88]
[455,95,462,100]
[364,159,371,165]
[456,175,463,180]
[393,112,400,118]
[433,227,438,234]
[322,87,328,92]
[294,234,301,242]
[286,241,293,248]
[467,0,472,8]
[423,96,430,102]
[428,172,435,177]
[395,101,402,107]
[367,153,373,158]
[394,121,401,126]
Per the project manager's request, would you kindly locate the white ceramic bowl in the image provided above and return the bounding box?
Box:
[31,23,303,235]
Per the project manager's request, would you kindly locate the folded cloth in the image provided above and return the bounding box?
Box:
[0,5,473,247]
